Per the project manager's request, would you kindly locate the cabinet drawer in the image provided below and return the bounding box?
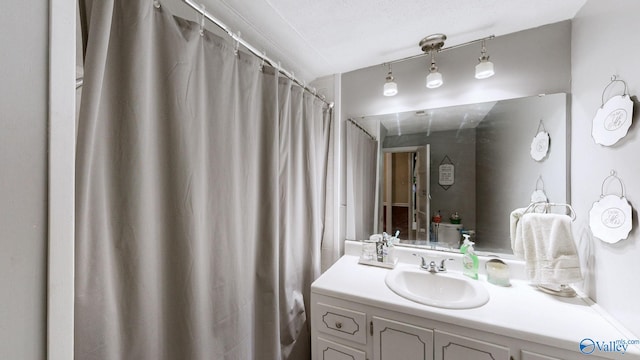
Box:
[317,337,367,360]
[316,302,367,344]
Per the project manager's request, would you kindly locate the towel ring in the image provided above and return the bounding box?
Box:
[523,201,577,221]
[600,170,625,198]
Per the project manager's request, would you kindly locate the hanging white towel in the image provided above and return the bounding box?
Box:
[517,213,583,285]
[510,208,526,257]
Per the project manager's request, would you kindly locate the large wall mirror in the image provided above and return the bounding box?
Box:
[353,93,569,255]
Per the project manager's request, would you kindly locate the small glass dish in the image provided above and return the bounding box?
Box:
[485,259,511,287]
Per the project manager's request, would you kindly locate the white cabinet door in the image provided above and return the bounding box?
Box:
[434,330,510,360]
[372,316,434,360]
[521,350,561,360]
[317,337,367,360]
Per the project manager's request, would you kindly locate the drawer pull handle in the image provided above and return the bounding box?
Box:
[335,321,342,329]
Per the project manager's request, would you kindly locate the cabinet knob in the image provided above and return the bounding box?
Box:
[335,321,342,329]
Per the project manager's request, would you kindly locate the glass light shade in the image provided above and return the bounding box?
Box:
[475,60,495,79]
[383,81,398,96]
[426,71,443,89]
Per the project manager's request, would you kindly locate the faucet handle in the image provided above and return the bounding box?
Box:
[438,258,455,272]
[412,253,427,268]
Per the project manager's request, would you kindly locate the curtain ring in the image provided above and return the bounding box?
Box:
[153,0,161,9]
[601,170,626,198]
[259,51,266,72]
[233,32,241,56]
[199,4,206,36]
[601,75,629,108]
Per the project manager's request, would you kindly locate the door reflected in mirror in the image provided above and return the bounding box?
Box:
[353,93,569,255]
[381,146,430,242]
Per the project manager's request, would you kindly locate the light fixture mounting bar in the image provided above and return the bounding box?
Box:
[385,34,495,66]
[439,34,495,53]
[419,34,447,53]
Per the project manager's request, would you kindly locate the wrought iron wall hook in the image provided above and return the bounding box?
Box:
[600,170,626,198]
[535,175,545,191]
[601,74,629,108]
[535,119,547,134]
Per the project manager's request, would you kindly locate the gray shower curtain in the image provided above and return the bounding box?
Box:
[346,122,377,240]
[75,1,331,359]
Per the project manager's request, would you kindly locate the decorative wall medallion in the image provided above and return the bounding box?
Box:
[589,195,632,243]
[530,189,547,204]
[589,171,633,243]
[530,176,548,210]
[592,76,634,146]
[530,131,550,161]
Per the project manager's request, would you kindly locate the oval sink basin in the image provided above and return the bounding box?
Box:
[385,266,489,309]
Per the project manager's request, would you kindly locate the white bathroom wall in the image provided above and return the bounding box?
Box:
[0,1,49,359]
[571,0,640,337]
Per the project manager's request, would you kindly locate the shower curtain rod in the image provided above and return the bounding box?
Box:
[181,0,333,108]
[347,118,376,141]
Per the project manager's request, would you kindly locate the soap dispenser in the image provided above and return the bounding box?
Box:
[460,234,479,280]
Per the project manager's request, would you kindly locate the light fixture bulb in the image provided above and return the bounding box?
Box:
[383,67,398,96]
[475,40,495,79]
[425,51,443,89]
[384,79,398,96]
[426,65,443,89]
[475,58,494,79]
[426,71,442,88]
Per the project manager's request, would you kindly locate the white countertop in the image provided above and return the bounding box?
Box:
[312,252,640,358]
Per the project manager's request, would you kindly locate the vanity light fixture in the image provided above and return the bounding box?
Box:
[475,39,495,79]
[380,33,495,94]
[383,63,398,96]
[426,50,443,88]
[420,34,446,89]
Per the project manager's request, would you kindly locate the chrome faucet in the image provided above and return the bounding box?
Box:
[413,254,454,273]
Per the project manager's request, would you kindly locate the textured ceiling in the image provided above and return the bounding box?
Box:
[190,0,587,83]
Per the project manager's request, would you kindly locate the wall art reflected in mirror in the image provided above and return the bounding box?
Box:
[351,93,569,255]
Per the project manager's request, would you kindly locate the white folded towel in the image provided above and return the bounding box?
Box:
[514,212,583,285]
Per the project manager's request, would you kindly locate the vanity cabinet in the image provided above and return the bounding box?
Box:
[311,254,632,360]
[311,293,613,360]
[312,294,510,360]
